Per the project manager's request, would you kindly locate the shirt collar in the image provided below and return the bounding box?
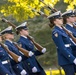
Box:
[21,35,27,39]
[67,23,73,27]
[6,39,13,43]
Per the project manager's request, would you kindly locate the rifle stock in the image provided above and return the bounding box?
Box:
[0,42,21,63]
[13,42,30,57]
[37,11,47,17]
[2,18,16,28]
[27,35,44,52]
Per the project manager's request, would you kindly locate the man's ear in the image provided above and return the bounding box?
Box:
[53,19,56,24]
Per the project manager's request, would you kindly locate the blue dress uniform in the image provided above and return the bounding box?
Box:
[52,26,75,75]
[18,36,46,75]
[5,40,35,75]
[62,10,76,73]
[5,40,28,75]
[52,26,75,65]
[0,44,16,75]
[65,24,76,57]
[16,22,46,75]
[0,26,28,75]
[47,11,76,75]
[65,24,76,72]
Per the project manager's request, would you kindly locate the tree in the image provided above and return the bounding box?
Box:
[64,0,76,10]
[0,0,59,21]
[0,0,76,21]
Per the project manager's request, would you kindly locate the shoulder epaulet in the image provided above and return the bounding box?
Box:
[52,29,58,34]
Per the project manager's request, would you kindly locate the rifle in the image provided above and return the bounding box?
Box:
[2,18,16,28]
[0,42,22,63]
[27,35,46,53]
[39,0,57,13]
[61,26,76,43]
[72,23,76,29]
[13,42,34,57]
[28,6,47,17]
[28,5,52,28]
[1,18,34,57]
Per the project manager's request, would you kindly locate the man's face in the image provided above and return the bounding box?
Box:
[54,18,63,26]
[67,16,75,23]
[0,36,2,42]
[73,16,76,22]
[6,33,14,40]
[20,29,29,36]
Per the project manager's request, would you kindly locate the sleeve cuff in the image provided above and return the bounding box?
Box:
[41,48,46,53]
[73,58,76,65]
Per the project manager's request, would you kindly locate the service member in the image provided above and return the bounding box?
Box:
[0,34,16,75]
[48,11,76,75]
[73,9,76,25]
[1,26,28,75]
[62,10,76,73]
[15,22,46,75]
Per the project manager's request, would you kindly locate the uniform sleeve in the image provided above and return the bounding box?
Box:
[18,41,28,51]
[5,43,13,52]
[17,41,36,68]
[52,32,75,63]
[34,50,43,56]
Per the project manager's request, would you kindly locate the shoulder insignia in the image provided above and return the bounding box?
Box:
[54,33,58,37]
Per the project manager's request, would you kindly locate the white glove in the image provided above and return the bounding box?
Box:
[73,58,76,65]
[41,48,46,53]
[20,70,27,75]
[29,51,34,57]
[32,67,37,73]
[18,56,22,62]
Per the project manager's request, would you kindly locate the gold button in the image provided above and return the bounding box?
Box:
[68,55,70,57]
[17,66,18,68]
[6,74,8,75]
[28,63,30,65]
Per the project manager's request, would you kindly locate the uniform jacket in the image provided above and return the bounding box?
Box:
[52,26,75,66]
[5,40,27,75]
[18,36,45,73]
[66,24,76,57]
[0,45,15,75]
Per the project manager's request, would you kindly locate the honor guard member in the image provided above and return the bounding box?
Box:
[0,34,16,75]
[62,10,76,73]
[47,11,76,75]
[15,22,46,75]
[0,26,28,75]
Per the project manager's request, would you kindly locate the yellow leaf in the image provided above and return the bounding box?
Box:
[44,9,50,15]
